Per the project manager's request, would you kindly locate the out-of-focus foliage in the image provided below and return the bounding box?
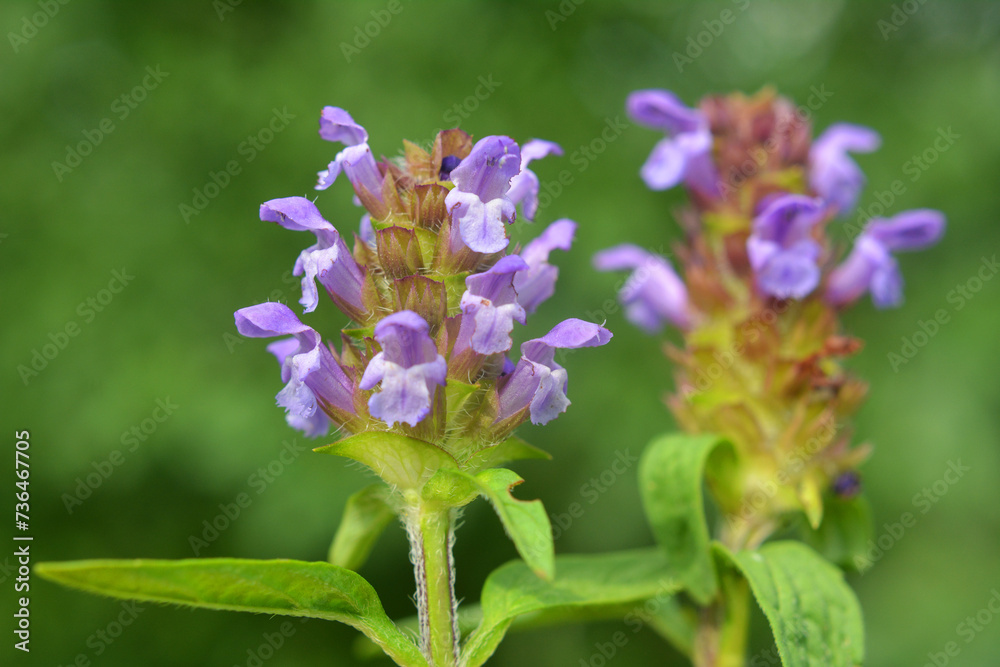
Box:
[2,1,998,665]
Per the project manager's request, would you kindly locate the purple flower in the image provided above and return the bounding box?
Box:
[626,89,718,196]
[458,255,530,355]
[826,209,945,308]
[260,197,366,318]
[359,311,447,428]
[235,303,355,437]
[746,194,825,299]
[809,123,881,216]
[445,135,521,254]
[513,219,576,315]
[507,139,562,220]
[314,107,385,209]
[593,244,691,332]
[497,319,612,425]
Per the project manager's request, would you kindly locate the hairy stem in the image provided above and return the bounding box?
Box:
[692,569,750,667]
[406,501,459,667]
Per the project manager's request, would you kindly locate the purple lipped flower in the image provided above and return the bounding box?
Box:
[458,255,530,355]
[626,89,718,197]
[513,219,576,315]
[235,302,355,437]
[314,107,385,209]
[260,197,366,318]
[497,319,612,425]
[445,135,521,254]
[507,139,562,220]
[826,209,945,308]
[809,123,881,216]
[746,194,825,299]
[593,244,691,333]
[359,311,448,428]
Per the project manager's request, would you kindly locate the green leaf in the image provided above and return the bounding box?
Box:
[314,431,458,490]
[329,484,398,571]
[36,558,428,667]
[439,467,554,580]
[719,541,864,667]
[797,495,873,571]
[462,549,680,667]
[639,433,733,605]
[461,435,551,472]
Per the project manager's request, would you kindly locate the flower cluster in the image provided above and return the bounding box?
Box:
[596,89,944,534]
[236,107,610,462]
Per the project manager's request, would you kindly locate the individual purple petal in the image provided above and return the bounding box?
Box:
[627,89,718,196]
[747,194,825,299]
[445,136,521,253]
[496,319,612,425]
[809,123,881,216]
[235,303,354,436]
[319,107,368,146]
[359,311,447,428]
[826,209,944,309]
[507,139,562,220]
[359,213,375,245]
[866,209,945,252]
[513,219,576,314]
[459,255,530,355]
[593,244,691,332]
[260,197,365,315]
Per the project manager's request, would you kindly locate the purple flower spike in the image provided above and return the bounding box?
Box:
[459,255,530,355]
[810,123,881,216]
[497,319,612,425]
[445,136,521,253]
[627,89,718,196]
[359,311,447,428]
[593,244,691,333]
[235,303,355,437]
[507,139,563,220]
[260,197,365,316]
[827,209,945,309]
[513,219,576,314]
[747,194,825,299]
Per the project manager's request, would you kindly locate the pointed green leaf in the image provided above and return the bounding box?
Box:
[797,494,873,571]
[329,484,398,570]
[439,467,554,580]
[36,558,427,667]
[462,549,681,667]
[639,433,734,604]
[315,431,457,489]
[719,541,864,667]
[462,435,551,472]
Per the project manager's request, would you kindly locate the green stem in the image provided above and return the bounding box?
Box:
[407,501,459,667]
[692,569,750,667]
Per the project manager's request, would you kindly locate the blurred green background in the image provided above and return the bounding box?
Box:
[2,1,998,665]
